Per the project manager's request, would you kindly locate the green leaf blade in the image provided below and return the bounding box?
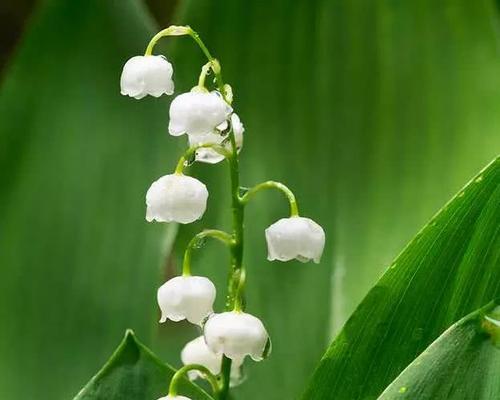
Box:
[378,301,500,400]
[74,330,213,400]
[302,157,500,399]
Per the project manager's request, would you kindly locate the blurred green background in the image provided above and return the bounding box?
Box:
[0,0,498,399]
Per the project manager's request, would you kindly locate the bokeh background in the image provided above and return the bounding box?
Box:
[0,0,498,399]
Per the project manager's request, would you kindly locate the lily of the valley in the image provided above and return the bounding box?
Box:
[204,311,270,363]
[146,174,208,224]
[189,113,245,164]
[120,55,174,99]
[265,216,325,263]
[169,91,232,137]
[157,276,216,325]
[157,396,191,400]
[181,336,243,386]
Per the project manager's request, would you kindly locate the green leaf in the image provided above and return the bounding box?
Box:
[378,301,500,400]
[0,0,179,398]
[74,330,213,400]
[302,157,500,399]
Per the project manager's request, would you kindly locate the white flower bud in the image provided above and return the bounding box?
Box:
[146,174,208,224]
[157,276,216,325]
[265,216,325,263]
[120,55,174,99]
[189,113,245,164]
[204,311,270,363]
[157,396,191,400]
[169,91,232,137]
[181,336,243,386]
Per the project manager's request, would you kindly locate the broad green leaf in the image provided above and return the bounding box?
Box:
[0,0,179,398]
[74,330,213,400]
[302,157,500,399]
[379,301,500,400]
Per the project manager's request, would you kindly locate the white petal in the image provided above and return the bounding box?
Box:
[120,55,174,99]
[187,113,245,164]
[188,131,226,164]
[157,396,192,400]
[265,216,325,263]
[157,276,216,325]
[204,311,270,363]
[145,174,208,224]
[181,336,243,386]
[169,91,232,136]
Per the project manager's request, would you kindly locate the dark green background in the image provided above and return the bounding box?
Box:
[0,0,498,399]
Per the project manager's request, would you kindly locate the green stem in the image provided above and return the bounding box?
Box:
[182,229,234,276]
[150,25,238,400]
[175,144,231,174]
[240,180,299,216]
[197,61,213,89]
[217,127,244,400]
[144,25,229,103]
[168,364,220,397]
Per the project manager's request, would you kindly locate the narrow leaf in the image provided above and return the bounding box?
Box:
[378,301,500,400]
[302,157,500,399]
[74,330,213,400]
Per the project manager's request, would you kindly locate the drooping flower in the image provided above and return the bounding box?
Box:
[204,311,270,363]
[120,55,174,99]
[181,336,243,386]
[157,276,216,325]
[169,91,232,137]
[265,216,325,263]
[146,174,208,224]
[189,113,245,164]
[157,396,191,400]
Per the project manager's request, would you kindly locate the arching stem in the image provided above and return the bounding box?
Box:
[240,180,299,216]
[182,230,234,276]
[168,364,220,397]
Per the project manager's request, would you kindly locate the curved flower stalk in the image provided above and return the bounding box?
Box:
[120,25,325,400]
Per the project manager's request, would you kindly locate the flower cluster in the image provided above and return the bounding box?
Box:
[120,25,325,400]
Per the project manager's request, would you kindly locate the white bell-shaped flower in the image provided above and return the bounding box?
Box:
[181,336,243,386]
[189,113,245,164]
[169,91,232,137]
[265,216,325,263]
[120,55,174,99]
[204,311,270,363]
[157,276,216,325]
[157,396,191,400]
[146,174,208,224]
